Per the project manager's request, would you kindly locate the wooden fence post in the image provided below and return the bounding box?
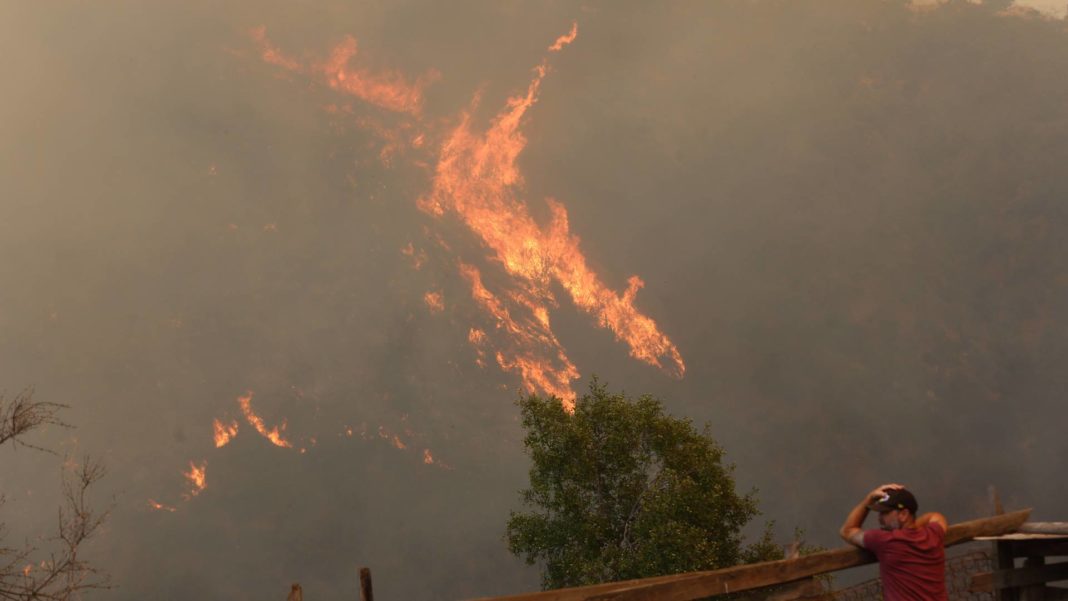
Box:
[359,567,374,601]
[989,485,1005,516]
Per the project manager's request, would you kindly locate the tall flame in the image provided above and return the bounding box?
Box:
[248,23,684,408]
[419,27,684,402]
[237,391,293,448]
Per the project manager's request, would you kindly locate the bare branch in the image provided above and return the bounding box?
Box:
[0,390,111,601]
[0,389,70,453]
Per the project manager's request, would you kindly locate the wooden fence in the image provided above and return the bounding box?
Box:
[286,509,1068,601]
[469,510,1032,601]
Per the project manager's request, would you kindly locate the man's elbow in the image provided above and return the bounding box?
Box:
[840,527,863,547]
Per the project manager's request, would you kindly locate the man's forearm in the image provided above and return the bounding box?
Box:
[839,498,870,539]
[841,483,904,546]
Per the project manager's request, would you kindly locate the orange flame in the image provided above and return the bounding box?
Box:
[249,26,300,72]
[402,242,428,270]
[183,460,207,498]
[419,27,685,400]
[424,291,445,313]
[378,425,408,449]
[248,23,683,409]
[468,327,487,345]
[148,499,177,512]
[468,327,488,368]
[319,36,438,115]
[213,418,239,448]
[252,27,437,115]
[459,263,578,404]
[237,392,293,448]
[548,22,578,52]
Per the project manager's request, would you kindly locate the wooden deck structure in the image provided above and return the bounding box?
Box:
[971,530,1068,601]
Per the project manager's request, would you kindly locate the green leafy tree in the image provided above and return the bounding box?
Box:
[506,380,781,590]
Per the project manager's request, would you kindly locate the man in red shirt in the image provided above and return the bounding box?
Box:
[839,484,949,601]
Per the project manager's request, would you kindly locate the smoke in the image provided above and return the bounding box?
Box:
[1,1,1067,599]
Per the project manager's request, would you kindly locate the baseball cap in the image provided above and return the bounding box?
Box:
[868,488,918,514]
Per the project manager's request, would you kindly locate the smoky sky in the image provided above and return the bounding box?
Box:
[2,1,1067,599]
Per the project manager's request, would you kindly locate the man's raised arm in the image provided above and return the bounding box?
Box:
[840,483,903,548]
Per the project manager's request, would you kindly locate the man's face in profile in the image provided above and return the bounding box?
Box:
[878,509,907,531]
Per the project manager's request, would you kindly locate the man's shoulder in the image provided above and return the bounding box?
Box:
[925,521,946,535]
[910,522,946,543]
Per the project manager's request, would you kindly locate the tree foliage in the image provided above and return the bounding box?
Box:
[506,380,781,590]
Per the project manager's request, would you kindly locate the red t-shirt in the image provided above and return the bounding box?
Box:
[863,523,947,601]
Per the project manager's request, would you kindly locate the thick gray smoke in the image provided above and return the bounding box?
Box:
[2,1,1066,599]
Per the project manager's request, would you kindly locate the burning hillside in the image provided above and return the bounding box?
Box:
[150,20,684,512]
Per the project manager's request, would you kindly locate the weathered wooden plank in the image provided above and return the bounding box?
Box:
[761,576,825,601]
[996,541,1019,601]
[469,509,1030,601]
[945,511,1034,546]
[1020,556,1048,601]
[971,561,1068,591]
[1041,587,1068,601]
[979,535,1068,542]
[584,552,866,601]
[973,571,995,593]
[1021,524,1068,536]
[1008,541,1068,559]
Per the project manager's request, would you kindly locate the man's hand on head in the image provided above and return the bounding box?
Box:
[843,483,897,549]
[868,483,904,503]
